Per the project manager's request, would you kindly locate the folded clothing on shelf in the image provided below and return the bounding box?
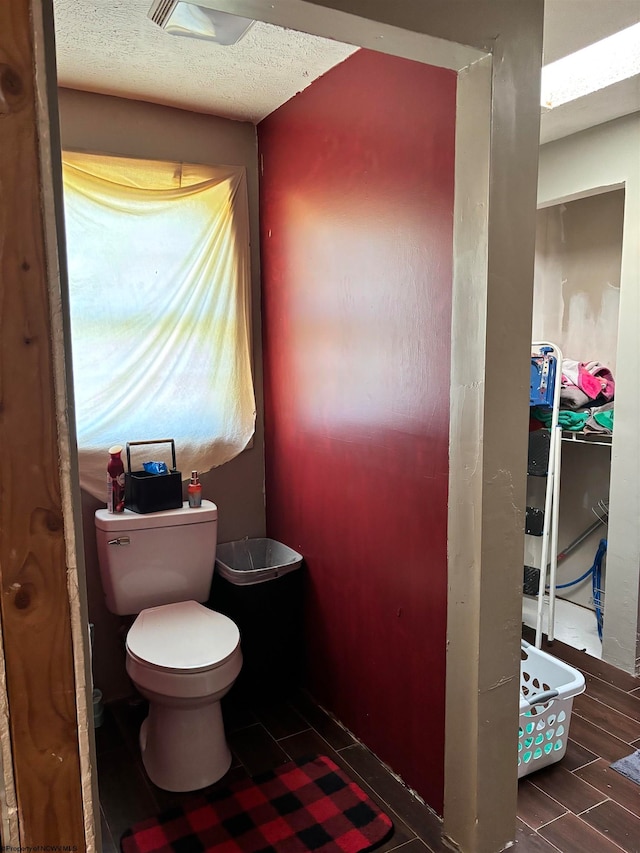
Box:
[530,403,614,435]
[560,359,615,409]
[584,403,614,434]
[531,407,589,431]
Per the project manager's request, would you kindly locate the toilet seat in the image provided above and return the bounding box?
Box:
[126,600,240,674]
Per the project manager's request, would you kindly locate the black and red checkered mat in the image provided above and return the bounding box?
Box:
[121,754,393,853]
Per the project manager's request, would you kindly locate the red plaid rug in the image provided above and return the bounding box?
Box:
[120,755,393,853]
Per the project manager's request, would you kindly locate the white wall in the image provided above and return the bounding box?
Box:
[538,113,640,673]
[533,192,623,372]
[529,190,623,611]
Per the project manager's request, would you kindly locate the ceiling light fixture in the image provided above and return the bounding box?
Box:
[541,22,640,110]
[148,0,255,45]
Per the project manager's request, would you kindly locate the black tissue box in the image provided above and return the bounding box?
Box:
[124,439,182,514]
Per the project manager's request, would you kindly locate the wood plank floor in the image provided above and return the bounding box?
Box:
[96,633,639,852]
[518,628,640,852]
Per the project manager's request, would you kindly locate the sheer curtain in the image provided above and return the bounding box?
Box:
[62,152,255,500]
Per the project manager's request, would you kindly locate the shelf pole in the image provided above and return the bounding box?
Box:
[548,425,562,642]
[535,426,555,648]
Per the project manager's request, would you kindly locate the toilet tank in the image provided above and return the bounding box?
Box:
[95,500,217,615]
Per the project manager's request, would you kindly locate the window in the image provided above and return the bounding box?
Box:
[62,152,255,499]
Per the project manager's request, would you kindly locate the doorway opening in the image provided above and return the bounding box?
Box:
[523,188,625,659]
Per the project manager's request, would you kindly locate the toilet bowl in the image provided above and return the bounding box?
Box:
[95,501,243,791]
[125,599,242,792]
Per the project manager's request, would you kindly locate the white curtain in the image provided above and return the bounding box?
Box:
[62,152,256,500]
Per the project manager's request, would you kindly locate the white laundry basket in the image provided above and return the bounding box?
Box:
[519,640,585,777]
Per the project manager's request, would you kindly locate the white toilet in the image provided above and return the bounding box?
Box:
[94,500,242,792]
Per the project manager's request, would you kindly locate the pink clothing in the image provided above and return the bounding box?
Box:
[561,359,615,404]
[584,361,615,402]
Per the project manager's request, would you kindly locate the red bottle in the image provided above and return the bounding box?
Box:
[107,445,125,513]
[188,471,202,508]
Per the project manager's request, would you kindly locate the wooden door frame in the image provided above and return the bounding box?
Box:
[0,0,97,849]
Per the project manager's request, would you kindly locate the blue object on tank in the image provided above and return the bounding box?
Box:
[142,461,169,475]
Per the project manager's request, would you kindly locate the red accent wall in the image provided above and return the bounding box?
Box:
[258,49,456,814]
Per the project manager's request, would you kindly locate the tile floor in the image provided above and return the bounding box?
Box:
[522,595,603,659]
[97,636,639,853]
[96,688,446,853]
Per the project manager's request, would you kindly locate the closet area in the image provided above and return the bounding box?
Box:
[522,188,625,659]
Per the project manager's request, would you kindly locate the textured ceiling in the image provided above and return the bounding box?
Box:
[54,0,640,138]
[53,0,358,123]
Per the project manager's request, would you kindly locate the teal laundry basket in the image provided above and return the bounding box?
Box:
[518,640,585,777]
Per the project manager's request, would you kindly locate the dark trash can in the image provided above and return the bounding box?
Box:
[209,538,304,702]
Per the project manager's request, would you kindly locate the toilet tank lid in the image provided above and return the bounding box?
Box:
[95,500,217,531]
[127,600,239,672]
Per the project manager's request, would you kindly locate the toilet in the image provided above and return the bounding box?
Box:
[94,500,242,792]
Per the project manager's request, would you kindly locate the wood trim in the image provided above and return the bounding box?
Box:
[444,53,495,849]
[0,0,90,848]
[0,624,19,846]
